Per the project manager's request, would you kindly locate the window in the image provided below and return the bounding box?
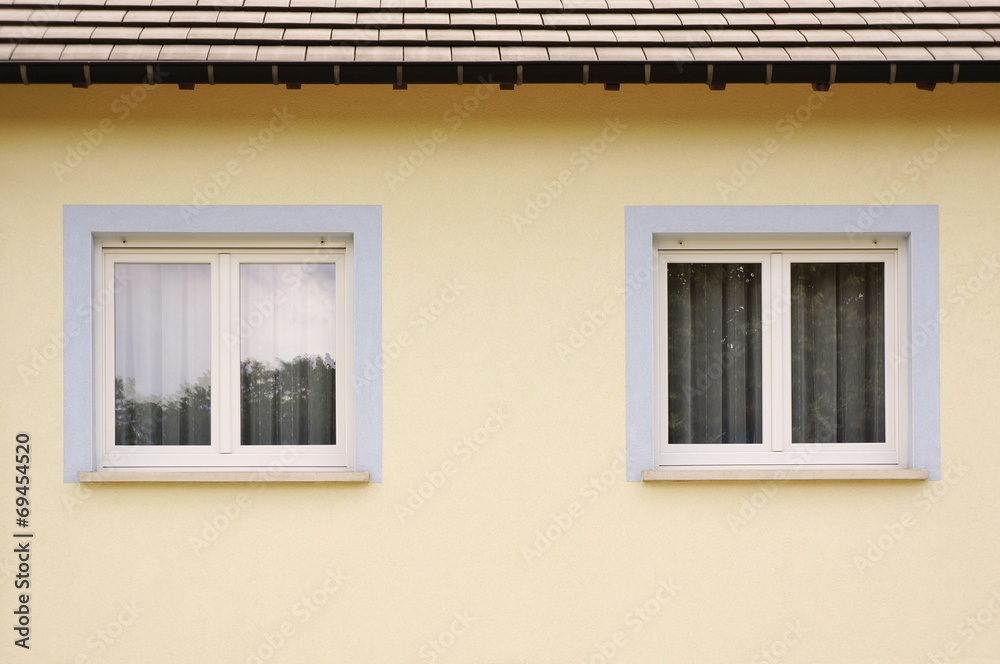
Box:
[64,206,383,481]
[624,206,940,480]
[97,241,352,470]
[655,238,904,468]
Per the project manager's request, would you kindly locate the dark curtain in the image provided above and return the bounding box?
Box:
[791,263,885,443]
[667,263,763,445]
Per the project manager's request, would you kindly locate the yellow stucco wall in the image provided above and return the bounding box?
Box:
[1,80,999,663]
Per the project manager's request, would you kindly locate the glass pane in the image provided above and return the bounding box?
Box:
[115,264,212,446]
[240,264,336,446]
[791,262,885,443]
[667,263,763,444]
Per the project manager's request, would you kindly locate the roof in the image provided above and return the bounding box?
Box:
[2,0,999,85]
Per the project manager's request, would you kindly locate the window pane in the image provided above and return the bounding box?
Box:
[240,264,336,446]
[115,264,212,446]
[791,262,885,443]
[667,263,763,444]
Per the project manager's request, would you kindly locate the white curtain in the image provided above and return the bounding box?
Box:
[115,263,212,446]
[790,263,885,443]
[240,264,337,446]
[667,263,763,444]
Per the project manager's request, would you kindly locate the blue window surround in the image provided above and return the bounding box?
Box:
[624,205,940,481]
[63,205,383,482]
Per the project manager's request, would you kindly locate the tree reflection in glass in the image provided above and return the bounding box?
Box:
[240,264,337,446]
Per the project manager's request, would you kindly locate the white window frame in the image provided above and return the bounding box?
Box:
[95,237,354,472]
[654,236,908,470]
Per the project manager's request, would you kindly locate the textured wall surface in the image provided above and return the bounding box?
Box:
[0,81,998,663]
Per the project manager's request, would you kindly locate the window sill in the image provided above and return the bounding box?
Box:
[642,469,928,482]
[78,471,370,483]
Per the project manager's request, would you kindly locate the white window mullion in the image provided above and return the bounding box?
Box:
[770,253,785,453]
[227,256,243,454]
[231,254,245,454]
[217,253,232,454]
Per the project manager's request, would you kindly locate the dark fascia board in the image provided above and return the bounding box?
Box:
[1,60,996,86]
